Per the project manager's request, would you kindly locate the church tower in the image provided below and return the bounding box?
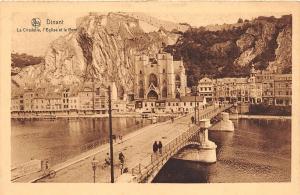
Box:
[250,64,256,78]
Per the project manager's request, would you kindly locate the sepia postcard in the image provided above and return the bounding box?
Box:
[0,1,300,195]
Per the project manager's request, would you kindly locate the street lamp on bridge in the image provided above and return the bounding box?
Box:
[107,85,114,183]
[192,86,199,124]
[91,156,99,183]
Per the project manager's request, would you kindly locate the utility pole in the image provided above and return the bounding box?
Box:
[92,77,95,114]
[108,86,114,183]
[193,86,197,124]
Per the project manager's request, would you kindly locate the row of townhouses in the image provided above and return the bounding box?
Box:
[11,85,207,116]
[197,65,292,106]
[11,51,292,117]
[11,51,207,116]
[11,82,129,115]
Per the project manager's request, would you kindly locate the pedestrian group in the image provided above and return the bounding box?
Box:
[153,140,163,155]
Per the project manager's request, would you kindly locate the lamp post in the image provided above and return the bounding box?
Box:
[192,86,198,124]
[108,85,114,183]
[91,156,99,183]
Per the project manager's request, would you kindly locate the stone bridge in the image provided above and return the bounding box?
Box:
[17,104,233,183]
[117,104,233,183]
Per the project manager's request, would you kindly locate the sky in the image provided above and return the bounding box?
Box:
[12,8,289,56]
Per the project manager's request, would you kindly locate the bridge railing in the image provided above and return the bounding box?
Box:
[131,124,199,182]
[131,104,232,182]
[198,104,232,122]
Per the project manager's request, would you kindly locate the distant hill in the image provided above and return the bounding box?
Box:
[11,53,44,69]
[164,15,292,86]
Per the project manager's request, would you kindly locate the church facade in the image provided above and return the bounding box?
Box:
[134,51,187,100]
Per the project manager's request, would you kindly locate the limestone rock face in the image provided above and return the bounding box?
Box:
[234,21,277,67]
[236,33,255,53]
[12,13,179,94]
[210,41,235,58]
[165,15,292,86]
[268,27,292,73]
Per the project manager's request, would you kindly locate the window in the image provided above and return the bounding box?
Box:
[96,88,100,95]
[139,80,144,87]
[163,69,166,73]
[149,74,158,87]
[162,86,167,98]
[139,88,144,99]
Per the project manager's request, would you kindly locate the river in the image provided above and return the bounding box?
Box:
[11,116,168,168]
[152,118,291,183]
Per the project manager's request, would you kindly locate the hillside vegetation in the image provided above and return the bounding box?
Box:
[164,15,292,86]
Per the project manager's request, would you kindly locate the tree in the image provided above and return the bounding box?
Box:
[237,18,243,23]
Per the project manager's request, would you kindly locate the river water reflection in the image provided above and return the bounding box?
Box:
[153,118,291,183]
[11,117,167,167]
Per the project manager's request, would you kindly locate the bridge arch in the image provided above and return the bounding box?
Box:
[139,141,203,183]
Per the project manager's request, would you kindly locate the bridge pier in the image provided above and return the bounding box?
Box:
[173,119,217,163]
[209,112,234,131]
[229,106,239,120]
[197,119,217,163]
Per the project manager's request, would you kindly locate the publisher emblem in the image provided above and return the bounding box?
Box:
[31,18,41,28]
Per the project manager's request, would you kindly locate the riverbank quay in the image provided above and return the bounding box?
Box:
[238,114,291,120]
[12,113,190,183]
[10,112,178,120]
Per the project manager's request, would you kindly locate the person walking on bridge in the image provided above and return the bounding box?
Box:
[153,141,158,154]
[158,141,163,155]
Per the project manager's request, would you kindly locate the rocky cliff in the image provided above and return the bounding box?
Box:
[11,14,292,93]
[11,12,179,95]
[165,15,292,86]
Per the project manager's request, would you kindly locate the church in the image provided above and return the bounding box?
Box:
[134,50,187,100]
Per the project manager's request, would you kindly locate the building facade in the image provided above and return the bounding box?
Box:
[134,51,187,100]
[197,78,214,102]
[274,74,292,106]
[197,65,291,106]
[135,96,206,114]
